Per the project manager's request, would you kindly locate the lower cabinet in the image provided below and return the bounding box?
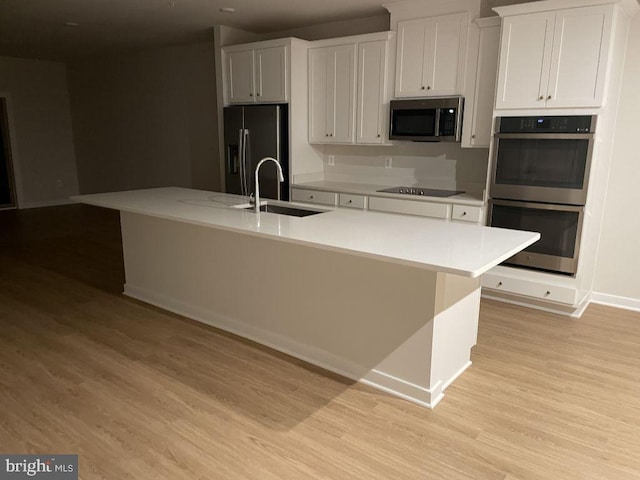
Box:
[481,270,578,305]
[368,197,450,219]
[291,187,483,223]
[291,188,337,206]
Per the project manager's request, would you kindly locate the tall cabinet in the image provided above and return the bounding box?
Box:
[484,0,637,317]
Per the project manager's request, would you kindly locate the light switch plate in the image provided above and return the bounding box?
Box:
[328,155,335,166]
[384,157,392,169]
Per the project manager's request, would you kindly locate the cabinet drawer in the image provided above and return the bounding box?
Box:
[339,193,367,209]
[481,273,577,305]
[451,205,482,223]
[368,197,449,219]
[291,188,337,206]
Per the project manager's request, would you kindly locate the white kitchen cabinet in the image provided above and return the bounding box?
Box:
[395,12,468,98]
[291,188,338,206]
[495,5,612,109]
[308,44,357,143]
[369,197,450,219]
[451,205,483,223]
[339,193,367,209]
[482,270,577,305]
[356,40,388,144]
[224,43,288,104]
[462,17,500,148]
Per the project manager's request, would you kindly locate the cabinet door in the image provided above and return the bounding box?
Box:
[330,44,357,143]
[308,48,330,142]
[546,5,612,108]
[425,12,468,96]
[495,12,555,109]
[468,23,500,147]
[395,18,430,97]
[357,40,387,144]
[255,45,288,103]
[227,50,256,104]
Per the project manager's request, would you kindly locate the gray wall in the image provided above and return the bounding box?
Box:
[0,56,79,208]
[67,41,219,194]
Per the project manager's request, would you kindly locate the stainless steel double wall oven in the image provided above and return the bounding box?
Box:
[488,115,596,275]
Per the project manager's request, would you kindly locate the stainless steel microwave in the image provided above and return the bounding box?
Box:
[389,96,464,142]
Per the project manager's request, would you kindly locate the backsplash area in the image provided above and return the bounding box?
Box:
[320,143,490,193]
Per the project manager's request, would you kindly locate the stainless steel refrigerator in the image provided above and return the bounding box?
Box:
[224,104,289,201]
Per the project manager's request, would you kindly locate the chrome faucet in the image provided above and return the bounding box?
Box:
[254,157,284,213]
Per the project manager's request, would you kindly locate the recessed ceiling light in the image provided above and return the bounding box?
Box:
[64,21,80,27]
[219,7,236,13]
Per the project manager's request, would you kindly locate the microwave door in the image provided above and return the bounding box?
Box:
[390,108,439,141]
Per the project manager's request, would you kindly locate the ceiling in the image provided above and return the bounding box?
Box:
[0,0,537,61]
[0,0,401,61]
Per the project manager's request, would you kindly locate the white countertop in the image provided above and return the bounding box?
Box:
[72,187,538,278]
[292,180,485,206]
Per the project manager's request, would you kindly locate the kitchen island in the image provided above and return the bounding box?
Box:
[73,187,538,408]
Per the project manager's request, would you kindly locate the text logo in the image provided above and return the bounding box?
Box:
[1,455,77,480]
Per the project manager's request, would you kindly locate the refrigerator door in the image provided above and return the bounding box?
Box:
[223,106,245,196]
[244,105,287,200]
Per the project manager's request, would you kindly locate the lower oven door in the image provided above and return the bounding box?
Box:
[489,199,584,275]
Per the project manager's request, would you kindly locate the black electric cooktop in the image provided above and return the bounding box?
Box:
[376,186,465,197]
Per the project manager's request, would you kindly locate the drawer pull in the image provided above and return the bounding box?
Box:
[309,195,314,199]
[545,290,551,297]
[348,200,352,204]
[497,282,503,288]
[547,95,552,100]
[538,95,544,100]
[461,211,467,216]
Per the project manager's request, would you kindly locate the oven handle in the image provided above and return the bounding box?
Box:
[490,199,584,213]
[494,132,594,140]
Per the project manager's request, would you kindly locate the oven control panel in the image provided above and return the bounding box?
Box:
[497,115,595,134]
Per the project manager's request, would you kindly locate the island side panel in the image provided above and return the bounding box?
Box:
[119,211,479,407]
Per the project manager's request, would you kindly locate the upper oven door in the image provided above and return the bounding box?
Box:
[490,132,594,205]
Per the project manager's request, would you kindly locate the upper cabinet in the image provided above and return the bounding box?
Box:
[308,32,393,145]
[308,44,357,143]
[495,4,613,109]
[395,12,469,98]
[462,17,501,148]
[224,41,289,104]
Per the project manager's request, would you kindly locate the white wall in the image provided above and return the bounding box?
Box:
[0,56,79,208]
[67,41,219,194]
[594,15,640,303]
[262,14,389,41]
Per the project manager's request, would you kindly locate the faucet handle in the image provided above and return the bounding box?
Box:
[249,193,255,205]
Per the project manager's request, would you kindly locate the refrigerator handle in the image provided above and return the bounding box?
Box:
[238,128,246,196]
[243,129,250,196]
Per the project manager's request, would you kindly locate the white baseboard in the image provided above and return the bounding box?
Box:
[124,283,445,408]
[20,198,76,209]
[590,292,640,313]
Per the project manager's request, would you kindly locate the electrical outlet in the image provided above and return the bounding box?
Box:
[384,157,392,169]
[327,155,335,166]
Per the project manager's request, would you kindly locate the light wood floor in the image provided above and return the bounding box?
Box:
[1,205,639,480]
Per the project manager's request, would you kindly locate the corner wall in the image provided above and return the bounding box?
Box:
[67,41,219,194]
[0,56,79,208]
[593,15,640,307]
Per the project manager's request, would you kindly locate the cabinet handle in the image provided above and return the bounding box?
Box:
[545,290,551,297]
[538,95,544,100]
[257,92,261,97]
[461,211,467,216]
[329,133,333,137]
[421,86,425,90]
[471,134,476,139]
[377,134,381,138]
[427,86,431,90]
[547,95,552,100]
[249,93,253,96]
[348,200,353,204]
[497,282,503,287]
[309,195,314,199]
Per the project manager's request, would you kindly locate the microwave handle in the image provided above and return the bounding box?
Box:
[434,109,442,137]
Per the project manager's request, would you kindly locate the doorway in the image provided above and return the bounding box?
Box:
[0,97,17,209]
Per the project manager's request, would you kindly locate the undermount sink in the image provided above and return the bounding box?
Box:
[243,203,325,217]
